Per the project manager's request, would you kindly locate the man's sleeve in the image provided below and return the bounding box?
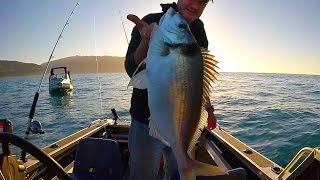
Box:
[124,26,141,78]
[124,14,159,78]
[192,20,208,49]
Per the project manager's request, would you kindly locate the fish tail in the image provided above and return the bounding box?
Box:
[179,160,228,180]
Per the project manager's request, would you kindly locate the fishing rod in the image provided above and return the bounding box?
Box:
[21,0,80,162]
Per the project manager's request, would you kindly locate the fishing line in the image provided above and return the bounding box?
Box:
[118,9,129,45]
[92,14,110,135]
[93,15,104,118]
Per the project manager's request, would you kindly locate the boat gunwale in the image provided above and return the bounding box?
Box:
[24,119,113,173]
[207,127,283,179]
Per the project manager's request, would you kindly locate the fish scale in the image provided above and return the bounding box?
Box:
[172,50,201,152]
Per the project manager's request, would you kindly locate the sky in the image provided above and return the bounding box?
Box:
[1,0,319,75]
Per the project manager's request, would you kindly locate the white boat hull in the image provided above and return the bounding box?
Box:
[49,67,73,93]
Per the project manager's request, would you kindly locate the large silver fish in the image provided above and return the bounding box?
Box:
[129,7,228,179]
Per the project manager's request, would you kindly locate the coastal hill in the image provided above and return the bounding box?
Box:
[0,56,125,77]
[0,60,43,77]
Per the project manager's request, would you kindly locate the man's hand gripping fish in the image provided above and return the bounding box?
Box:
[128,7,228,179]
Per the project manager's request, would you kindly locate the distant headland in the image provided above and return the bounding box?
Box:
[0,55,125,77]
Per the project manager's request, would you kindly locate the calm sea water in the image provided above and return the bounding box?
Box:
[0,72,319,167]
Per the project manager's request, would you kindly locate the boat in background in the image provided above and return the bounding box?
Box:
[49,67,73,94]
[0,112,319,180]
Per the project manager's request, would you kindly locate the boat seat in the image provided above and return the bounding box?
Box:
[72,137,123,180]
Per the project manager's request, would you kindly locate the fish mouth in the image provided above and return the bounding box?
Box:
[164,29,179,36]
[164,41,195,46]
[164,25,188,33]
[165,42,185,47]
[164,42,200,55]
[162,29,193,46]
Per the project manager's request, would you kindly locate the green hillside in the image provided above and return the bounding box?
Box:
[0,56,125,77]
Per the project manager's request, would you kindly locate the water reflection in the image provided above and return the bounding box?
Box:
[49,90,73,97]
[49,92,73,110]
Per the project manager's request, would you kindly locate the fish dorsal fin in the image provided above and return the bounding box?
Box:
[201,48,219,104]
[127,58,148,89]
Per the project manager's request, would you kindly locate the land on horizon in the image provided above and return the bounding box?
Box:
[0,55,125,77]
[1,56,319,77]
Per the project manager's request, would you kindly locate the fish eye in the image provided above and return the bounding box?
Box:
[178,23,187,29]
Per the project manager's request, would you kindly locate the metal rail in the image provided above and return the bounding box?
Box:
[276,147,314,179]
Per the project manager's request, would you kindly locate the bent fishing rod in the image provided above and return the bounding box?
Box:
[21,0,80,162]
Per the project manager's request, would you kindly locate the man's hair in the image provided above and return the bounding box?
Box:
[200,0,214,4]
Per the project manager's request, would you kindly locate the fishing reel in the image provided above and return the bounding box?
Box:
[29,120,44,134]
[20,118,45,162]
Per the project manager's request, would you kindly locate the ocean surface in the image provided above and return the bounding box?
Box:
[0,72,319,167]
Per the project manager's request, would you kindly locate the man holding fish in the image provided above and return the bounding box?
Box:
[125,0,224,179]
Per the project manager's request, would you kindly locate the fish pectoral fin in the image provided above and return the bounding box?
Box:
[180,160,228,180]
[127,57,147,89]
[148,118,170,146]
[128,69,148,89]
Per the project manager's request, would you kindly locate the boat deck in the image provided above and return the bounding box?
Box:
[22,119,320,180]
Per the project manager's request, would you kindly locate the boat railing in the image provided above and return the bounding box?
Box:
[50,73,68,79]
[276,147,320,179]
